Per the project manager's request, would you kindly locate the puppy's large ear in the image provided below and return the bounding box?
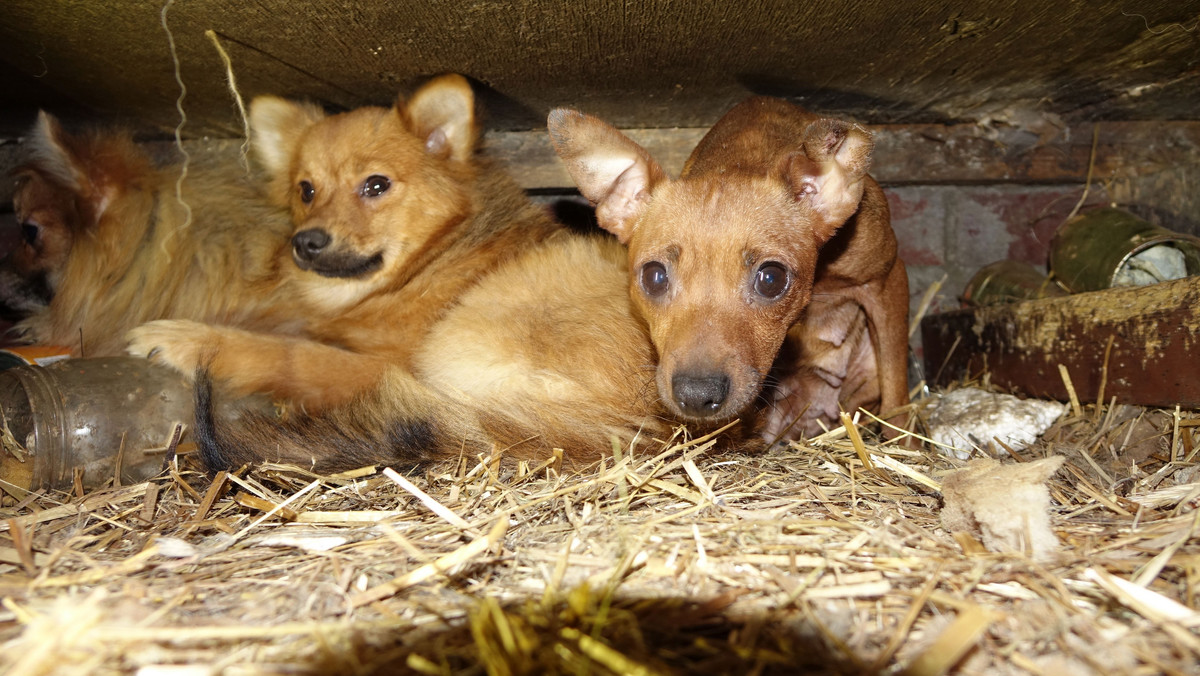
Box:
[249,96,326,179]
[404,74,477,162]
[782,119,873,244]
[547,108,665,244]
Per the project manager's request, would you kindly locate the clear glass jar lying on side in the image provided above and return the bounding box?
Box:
[0,357,194,493]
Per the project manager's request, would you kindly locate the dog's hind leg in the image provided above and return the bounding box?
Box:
[855,259,912,436]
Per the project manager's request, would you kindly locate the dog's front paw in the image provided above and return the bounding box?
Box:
[126,319,218,377]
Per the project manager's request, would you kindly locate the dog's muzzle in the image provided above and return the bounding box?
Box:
[291,228,384,278]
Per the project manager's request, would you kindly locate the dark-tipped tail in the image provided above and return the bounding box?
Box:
[191,369,477,475]
[192,368,229,472]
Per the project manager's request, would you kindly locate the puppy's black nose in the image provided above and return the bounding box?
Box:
[292,229,331,262]
[671,372,730,418]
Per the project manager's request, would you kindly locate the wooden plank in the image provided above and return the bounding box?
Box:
[1,1,1195,137]
[6,112,1199,194]
[481,127,707,191]
[4,120,1198,197]
[483,121,1200,190]
[920,276,1200,407]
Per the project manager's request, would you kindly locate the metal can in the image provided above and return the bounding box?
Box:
[962,260,1066,306]
[1049,207,1200,293]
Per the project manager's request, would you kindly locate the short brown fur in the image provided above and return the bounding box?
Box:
[552,97,910,440]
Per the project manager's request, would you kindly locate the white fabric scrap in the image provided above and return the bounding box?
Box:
[1114,244,1188,287]
[929,387,1065,460]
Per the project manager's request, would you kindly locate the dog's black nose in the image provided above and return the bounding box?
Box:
[292,229,331,262]
[671,373,730,418]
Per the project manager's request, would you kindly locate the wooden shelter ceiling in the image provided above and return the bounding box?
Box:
[0,1,1197,139]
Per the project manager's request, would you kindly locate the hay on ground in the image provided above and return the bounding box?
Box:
[0,391,1198,675]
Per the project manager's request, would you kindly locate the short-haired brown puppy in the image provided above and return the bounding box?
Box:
[551,97,910,441]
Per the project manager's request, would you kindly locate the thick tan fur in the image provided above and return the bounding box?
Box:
[148,86,898,473]
[128,75,566,411]
[4,112,297,356]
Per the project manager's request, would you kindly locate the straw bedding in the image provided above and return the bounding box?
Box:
[1,392,1198,675]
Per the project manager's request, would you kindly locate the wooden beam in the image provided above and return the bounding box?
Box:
[484,121,1200,190]
[921,276,1200,408]
[3,121,1198,205]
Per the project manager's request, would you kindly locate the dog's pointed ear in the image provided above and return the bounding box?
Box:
[25,111,85,192]
[547,108,665,244]
[782,119,873,244]
[24,112,142,227]
[404,74,477,162]
[249,96,326,179]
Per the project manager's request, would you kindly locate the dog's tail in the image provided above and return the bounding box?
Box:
[193,368,492,474]
[193,368,665,474]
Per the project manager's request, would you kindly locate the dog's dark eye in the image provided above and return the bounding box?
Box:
[360,175,391,198]
[753,262,789,299]
[641,261,669,297]
[299,181,315,204]
[20,222,39,246]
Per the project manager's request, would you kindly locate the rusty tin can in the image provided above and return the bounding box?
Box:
[1049,207,1200,293]
[0,357,193,492]
[962,260,1067,306]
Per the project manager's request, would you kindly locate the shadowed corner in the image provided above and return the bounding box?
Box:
[546,196,601,235]
[734,75,957,125]
[461,75,547,131]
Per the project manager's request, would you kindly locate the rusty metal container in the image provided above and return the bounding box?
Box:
[0,357,193,492]
[1049,207,1200,293]
[962,260,1066,306]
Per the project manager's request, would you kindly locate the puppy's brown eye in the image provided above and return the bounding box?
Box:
[641,261,669,297]
[753,262,789,299]
[361,175,391,198]
[299,181,315,204]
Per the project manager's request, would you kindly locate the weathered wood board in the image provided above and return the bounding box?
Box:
[1,1,1196,137]
[921,276,1200,407]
